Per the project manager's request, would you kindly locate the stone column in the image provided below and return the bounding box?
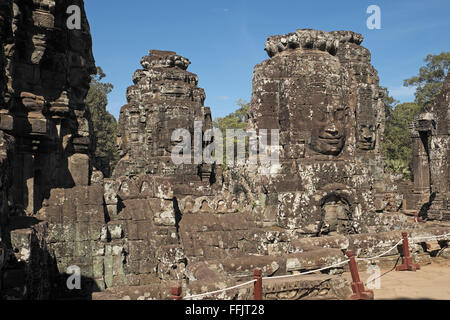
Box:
[411,128,430,194]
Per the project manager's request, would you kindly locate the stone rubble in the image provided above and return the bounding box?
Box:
[0,2,448,300]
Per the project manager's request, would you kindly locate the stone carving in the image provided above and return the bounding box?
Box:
[0,5,449,300]
[335,38,384,154]
[114,50,211,179]
[356,122,377,150]
[244,29,388,233]
[406,73,450,220]
[319,195,353,236]
[0,0,99,299]
[309,91,349,157]
[264,29,363,58]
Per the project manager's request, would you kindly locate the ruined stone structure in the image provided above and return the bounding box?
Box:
[0,0,98,298]
[114,49,213,180]
[90,30,449,300]
[404,73,450,221]
[242,30,391,235]
[0,2,448,300]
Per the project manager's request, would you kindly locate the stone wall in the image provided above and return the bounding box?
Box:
[407,73,450,220]
[0,0,98,299]
[0,3,448,300]
[91,30,449,300]
[0,0,96,214]
[238,30,391,236]
[429,73,450,219]
[103,50,219,286]
[114,50,212,180]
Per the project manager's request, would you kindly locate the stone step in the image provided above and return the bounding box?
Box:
[179,212,264,261]
[290,227,450,259]
[185,248,346,283]
[261,274,351,300]
[92,273,352,300]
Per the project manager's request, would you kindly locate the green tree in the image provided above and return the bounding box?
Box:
[404,52,450,110]
[382,102,422,180]
[86,67,118,177]
[213,99,249,131]
[383,52,449,180]
[380,86,399,119]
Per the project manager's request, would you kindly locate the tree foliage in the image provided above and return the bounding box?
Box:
[404,52,450,110]
[213,99,249,131]
[86,67,118,177]
[382,102,422,180]
[380,86,399,118]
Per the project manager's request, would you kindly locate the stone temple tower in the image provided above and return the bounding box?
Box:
[114,50,213,181]
[245,29,387,235]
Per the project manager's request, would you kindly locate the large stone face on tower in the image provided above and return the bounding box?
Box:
[114,50,212,179]
[1,10,448,299]
[245,30,387,234]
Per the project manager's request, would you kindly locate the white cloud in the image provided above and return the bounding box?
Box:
[211,8,230,13]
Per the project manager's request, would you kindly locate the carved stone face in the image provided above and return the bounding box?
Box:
[310,99,348,156]
[117,136,125,157]
[357,121,376,150]
[285,53,349,157]
[320,196,352,235]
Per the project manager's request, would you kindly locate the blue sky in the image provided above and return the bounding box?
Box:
[84,0,450,120]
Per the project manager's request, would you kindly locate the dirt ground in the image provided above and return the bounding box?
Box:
[343,259,450,300]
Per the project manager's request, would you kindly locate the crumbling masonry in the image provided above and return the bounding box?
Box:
[0,1,449,300]
[403,73,450,221]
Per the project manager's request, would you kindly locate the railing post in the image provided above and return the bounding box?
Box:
[396,232,421,271]
[346,250,374,300]
[171,286,182,300]
[253,269,263,300]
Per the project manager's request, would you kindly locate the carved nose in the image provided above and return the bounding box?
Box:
[325,125,339,136]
